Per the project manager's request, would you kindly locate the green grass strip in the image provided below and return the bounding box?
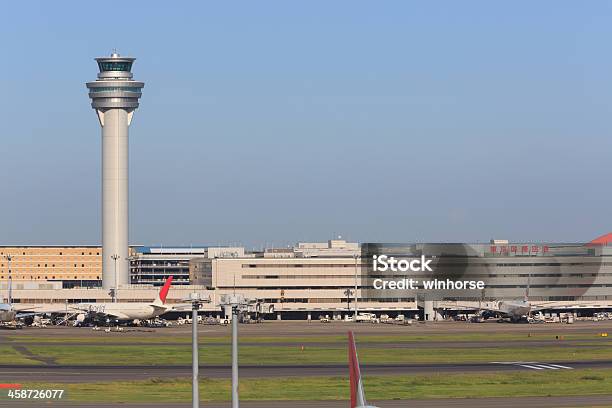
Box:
[22,344,612,365]
[0,346,41,365]
[17,369,612,402]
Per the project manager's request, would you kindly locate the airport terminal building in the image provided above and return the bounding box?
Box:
[0,246,102,288]
[2,236,612,320]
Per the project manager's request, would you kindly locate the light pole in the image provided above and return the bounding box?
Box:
[220,294,248,408]
[231,306,239,408]
[185,292,210,408]
[353,254,359,320]
[5,255,12,304]
[110,254,119,303]
[344,289,353,316]
[191,293,202,408]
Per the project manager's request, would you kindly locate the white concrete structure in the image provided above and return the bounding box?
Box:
[190,240,417,318]
[6,237,612,320]
[130,246,246,286]
[86,53,144,290]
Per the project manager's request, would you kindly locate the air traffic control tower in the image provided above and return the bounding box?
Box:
[86,52,144,290]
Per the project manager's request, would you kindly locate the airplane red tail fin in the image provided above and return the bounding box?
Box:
[349,331,367,408]
[587,233,612,246]
[154,276,173,306]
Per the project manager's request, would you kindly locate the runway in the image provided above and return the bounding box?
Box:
[2,360,612,382]
[3,395,612,408]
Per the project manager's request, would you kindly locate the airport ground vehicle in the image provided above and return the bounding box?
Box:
[355,313,379,323]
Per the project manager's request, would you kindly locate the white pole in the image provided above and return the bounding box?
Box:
[6,255,12,305]
[192,302,199,408]
[354,254,358,320]
[232,306,239,408]
[111,254,119,302]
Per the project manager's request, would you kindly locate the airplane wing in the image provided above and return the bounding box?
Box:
[151,304,170,314]
[15,312,39,318]
[9,305,54,318]
[91,310,131,321]
[529,302,607,312]
[12,305,44,312]
[447,303,506,316]
[530,302,564,311]
[166,303,193,312]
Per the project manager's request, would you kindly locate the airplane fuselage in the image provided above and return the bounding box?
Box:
[498,299,531,319]
[0,309,16,323]
[75,303,167,321]
[0,304,16,322]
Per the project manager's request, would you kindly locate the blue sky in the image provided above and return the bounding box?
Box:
[1,2,611,247]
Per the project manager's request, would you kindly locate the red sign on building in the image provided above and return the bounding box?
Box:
[490,245,549,255]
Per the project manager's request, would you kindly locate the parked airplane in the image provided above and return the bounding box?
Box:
[483,299,532,322]
[1,279,38,325]
[485,274,533,322]
[490,234,612,321]
[454,274,533,322]
[473,274,569,322]
[349,331,380,408]
[0,278,15,322]
[73,276,175,322]
[0,303,16,323]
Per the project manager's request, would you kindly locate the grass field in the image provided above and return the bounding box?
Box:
[5,326,612,404]
[0,346,40,365]
[16,344,612,365]
[15,369,612,403]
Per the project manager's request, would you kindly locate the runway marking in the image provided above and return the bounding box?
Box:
[546,363,573,369]
[533,364,558,369]
[491,361,573,370]
[519,364,544,370]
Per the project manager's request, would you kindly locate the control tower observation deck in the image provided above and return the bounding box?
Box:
[86,53,144,291]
